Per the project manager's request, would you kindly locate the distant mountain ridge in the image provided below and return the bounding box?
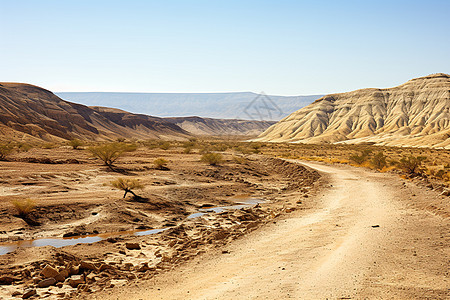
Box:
[256,73,450,148]
[0,83,275,142]
[57,92,322,120]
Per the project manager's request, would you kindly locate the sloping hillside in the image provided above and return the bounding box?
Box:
[256,73,450,148]
[164,117,275,136]
[0,83,274,142]
[0,83,190,141]
[58,92,321,120]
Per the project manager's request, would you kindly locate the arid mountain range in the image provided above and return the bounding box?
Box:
[57,92,321,120]
[256,73,450,148]
[0,83,273,142]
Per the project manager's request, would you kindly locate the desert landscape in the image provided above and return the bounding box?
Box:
[1,1,449,299]
[0,76,449,299]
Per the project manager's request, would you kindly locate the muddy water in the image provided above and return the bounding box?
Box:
[0,198,264,256]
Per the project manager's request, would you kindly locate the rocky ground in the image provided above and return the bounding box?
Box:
[0,145,320,299]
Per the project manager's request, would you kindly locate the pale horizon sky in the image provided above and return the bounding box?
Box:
[1,0,449,96]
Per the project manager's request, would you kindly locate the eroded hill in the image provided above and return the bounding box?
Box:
[256,73,450,148]
[0,83,274,142]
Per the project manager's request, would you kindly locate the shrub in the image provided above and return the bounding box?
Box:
[398,156,427,174]
[371,152,387,170]
[232,155,248,164]
[349,149,372,165]
[88,142,137,168]
[201,153,223,165]
[0,143,14,160]
[41,142,57,149]
[69,139,83,150]
[111,177,144,198]
[159,141,171,150]
[16,142,33,152]
[154,158,169,170]
[183,146,193,154]
[11,198,39,226]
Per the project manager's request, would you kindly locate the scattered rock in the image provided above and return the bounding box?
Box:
[68,275,85,288]
[22,288,36,299]
[441,189,450,196]
[0,275,18,285]
[80,261,98,272]
[125,242,141,250]
[41,264,59,279]
[98,264,114,272]
[68,265,79,276]
[37,278,56,288]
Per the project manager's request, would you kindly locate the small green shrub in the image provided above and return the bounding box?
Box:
[0,143,14,160]
[69,139,83,150]
[201,153,223,166]
[16,142,33,152]
[159,141,171,150]
[88,142,137,168]
[349,149,372,165]
[111,177,144,198]
[232,155,248,164]
[11,198,40,226]
[41,142,57,149]
[398,156,427,174]
[154,158,169,170]
[183,146,193,154]
[371,151,387,170]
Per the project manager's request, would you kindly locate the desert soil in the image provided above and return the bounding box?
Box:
[0,146,320,299]
[93,161,449,300]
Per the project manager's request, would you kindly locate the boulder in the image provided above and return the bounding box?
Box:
[22,288,36,299]
[125,242,141,250]
[68,265,79,276]
[37,278,56,288]
[80,261,97,272]
[40,265,59,279]
[68,275,85,288]
[0,275,18,285]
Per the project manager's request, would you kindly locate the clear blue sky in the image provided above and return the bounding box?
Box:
[1,0,449,95]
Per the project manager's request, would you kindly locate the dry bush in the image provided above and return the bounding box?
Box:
[349,149,372,165]
[16,142,33,152]
[154,158,169,170]
[88,142,137,168]
[69,139,83,150]
[11,198,39,226]
[232,155,248,164]
[111,177,144,198]
[398,156,427,174]
[159,141,171,150]
[41,142,57,149]
[183,146,193,154]
[201,153,223,165]
[371,151,387,170]
[0,143,14,160]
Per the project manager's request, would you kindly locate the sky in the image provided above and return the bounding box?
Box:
[1,0,449,95]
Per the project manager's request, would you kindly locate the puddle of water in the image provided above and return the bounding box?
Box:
[0,228,168,256]
[0,197,264,256]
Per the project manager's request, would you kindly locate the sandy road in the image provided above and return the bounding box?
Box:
[98,161,449,299]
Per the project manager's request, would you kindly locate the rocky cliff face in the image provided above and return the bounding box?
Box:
[256,73,450,148]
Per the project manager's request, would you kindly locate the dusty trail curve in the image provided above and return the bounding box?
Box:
[96,161,449,300]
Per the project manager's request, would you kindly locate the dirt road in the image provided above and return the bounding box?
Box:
[96,161,449,299]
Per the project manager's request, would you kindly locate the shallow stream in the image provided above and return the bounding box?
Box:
[0,198,264,255]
